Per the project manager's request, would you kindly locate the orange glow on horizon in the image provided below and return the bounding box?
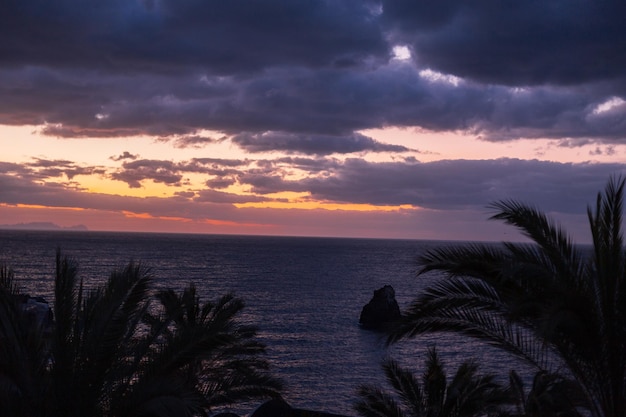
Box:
[120,211,192,223]
[200,218,269,227]
[234,201,417,212]
[120,211,269,229]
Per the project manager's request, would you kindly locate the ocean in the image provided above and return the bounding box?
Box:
[0,230,519,416]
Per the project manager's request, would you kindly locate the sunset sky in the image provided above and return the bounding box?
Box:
[1,0,626,242]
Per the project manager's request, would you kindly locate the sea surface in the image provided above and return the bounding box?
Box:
[0,230,522,416]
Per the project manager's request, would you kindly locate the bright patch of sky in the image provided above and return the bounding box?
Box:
[361,127,626,164]
[592,96,626,115]
[418,69,462,86]
[391,45,411,61]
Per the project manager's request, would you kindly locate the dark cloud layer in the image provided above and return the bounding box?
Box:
[383,0,626,86]
[240,157,626,213]
[231,131,411,155]
[0,0,385,74]
[0,0,624,146]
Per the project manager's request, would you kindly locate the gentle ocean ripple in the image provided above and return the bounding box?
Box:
[0,231,527,416]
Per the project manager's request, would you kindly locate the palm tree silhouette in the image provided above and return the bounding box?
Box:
[0,250,282,417]
[354,347,510,417]
[389,177,626,417]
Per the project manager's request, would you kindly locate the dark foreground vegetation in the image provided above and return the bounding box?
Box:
[3,177,626,417]
[357,177,626,417]
[0,252,282,417]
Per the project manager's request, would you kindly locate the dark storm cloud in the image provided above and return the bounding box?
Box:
[231,131,411,155]
[1,62,624,143]
[0,0,625,147]
[382,0,626,86]
[0,0,385,74]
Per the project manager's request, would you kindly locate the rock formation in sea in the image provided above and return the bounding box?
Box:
[359,285,401,330]
[250,398,350,417]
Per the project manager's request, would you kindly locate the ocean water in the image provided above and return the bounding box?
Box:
[0,230,520,416]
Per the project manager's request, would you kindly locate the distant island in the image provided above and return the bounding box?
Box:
[0,222,88,231]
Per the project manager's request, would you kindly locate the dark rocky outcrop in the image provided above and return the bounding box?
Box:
[251,398,293,417]
[250,398,350,417]
[359,285,401,330]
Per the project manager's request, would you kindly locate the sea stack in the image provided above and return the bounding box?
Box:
[359,285,401,330]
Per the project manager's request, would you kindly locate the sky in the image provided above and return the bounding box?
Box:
[1,0,626,243]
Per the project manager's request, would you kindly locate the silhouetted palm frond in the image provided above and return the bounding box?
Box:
[355,385,406,417]
[109,284,282,415]
[391,176,626,417]
[355,348,510,417]
[0,250,282,417]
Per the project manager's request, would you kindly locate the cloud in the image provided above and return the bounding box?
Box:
[1,0,626,244]
[169,134,225,149]
[108,157,258,189]
[239,157,626,213]
[110,159,184,188]
[2,62,624,145]
[231,131,412,155]
[205,177,237,190]
[0,0,623,146]
[104,154,626,214]
[15,158,105,181]
[110,151,139,161]
[5,151,625,219]
[382,0,626,86]
[0,0,386,74]
[1,156,621,242]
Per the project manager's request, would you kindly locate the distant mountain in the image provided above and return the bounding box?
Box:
[0,222,88,231]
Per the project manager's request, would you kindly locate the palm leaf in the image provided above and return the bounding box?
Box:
[394,177,626,417]
[355,385,406,417]
[382,359,423,417]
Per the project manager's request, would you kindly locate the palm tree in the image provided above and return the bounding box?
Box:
[110,285,282,417]
[0,250,282,417]
[389,177,626,417]
[354,347,510,417]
